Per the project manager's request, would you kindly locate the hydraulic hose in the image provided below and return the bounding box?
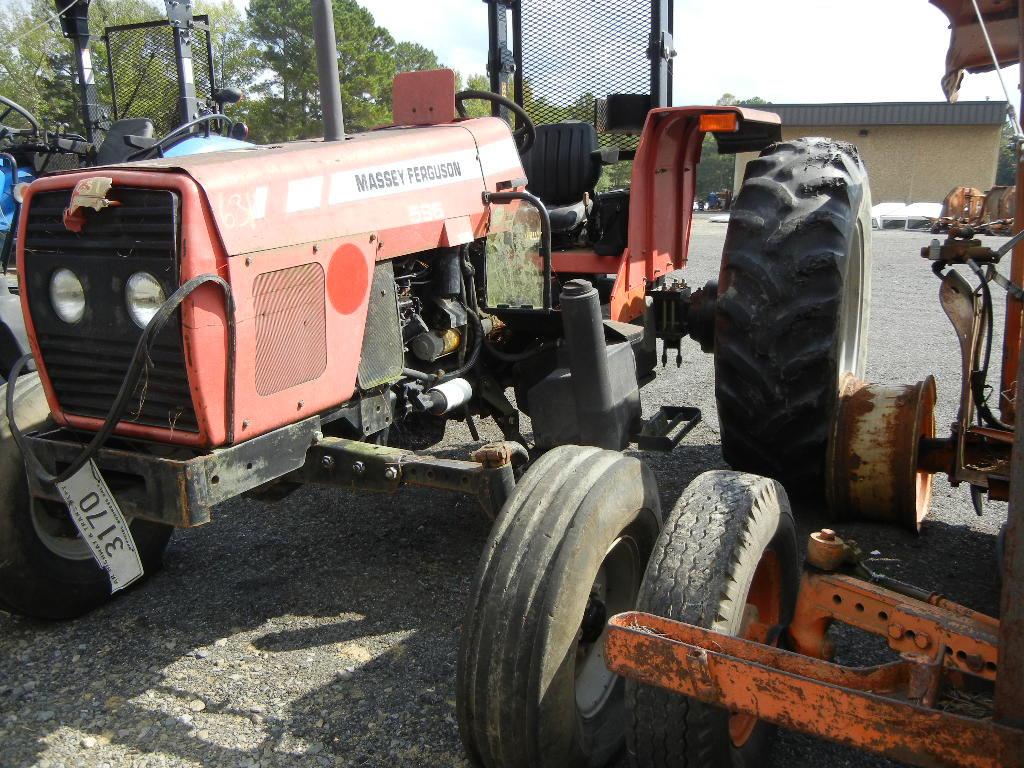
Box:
[966,258,1013,431]
[7,273,235,485]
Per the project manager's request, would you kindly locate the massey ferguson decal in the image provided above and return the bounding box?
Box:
[355,160,465,193]
[327,149,479,206]
[211,139,523,234]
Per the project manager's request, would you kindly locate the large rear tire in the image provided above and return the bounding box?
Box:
[625,470,800,768]
[0,373,173,619]
[715,137,872,491]
[457,444,662,768]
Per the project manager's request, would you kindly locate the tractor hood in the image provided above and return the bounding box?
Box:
[82,116,524,258]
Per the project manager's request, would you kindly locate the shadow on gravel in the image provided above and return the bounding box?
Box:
[0,481,491,766]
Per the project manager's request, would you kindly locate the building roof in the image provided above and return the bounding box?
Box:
[739,101,1008,127]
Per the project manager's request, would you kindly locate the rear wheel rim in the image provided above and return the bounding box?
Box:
[729,548,782,748]
[29,497,93,561]
[836,222,865,381]
[575,534,642,719]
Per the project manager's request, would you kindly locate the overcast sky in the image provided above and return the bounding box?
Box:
[357,0,1019,106]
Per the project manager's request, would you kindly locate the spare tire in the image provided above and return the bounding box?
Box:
[714,137,872,491]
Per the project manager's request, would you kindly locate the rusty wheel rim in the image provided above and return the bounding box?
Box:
[728,549,782,748]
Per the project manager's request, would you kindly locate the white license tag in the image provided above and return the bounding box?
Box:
[55,460,144,592]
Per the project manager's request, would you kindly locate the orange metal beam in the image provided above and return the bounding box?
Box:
[789,572,999,680]
[606,612,1024,768]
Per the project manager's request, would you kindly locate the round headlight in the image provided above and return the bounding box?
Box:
[125,272,166,329]
[49,268,85,324]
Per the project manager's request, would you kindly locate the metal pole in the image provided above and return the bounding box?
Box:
[485,0,514,120]
[994,326,1024,725]
[310,0,344,141]
[992,5,1024,728]
[1003,6,1024,422]
[164,0,200,127]
[650,0,674,109]
[57,0,103,143]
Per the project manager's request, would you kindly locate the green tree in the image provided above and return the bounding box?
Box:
[456,73,495,118]
[247,0,399,140]
[996,121,1017,186]
[696,135,735,198]
[394,41,438,74]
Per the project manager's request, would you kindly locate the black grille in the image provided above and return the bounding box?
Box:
[23,188,197,432]
[518,0,652,148]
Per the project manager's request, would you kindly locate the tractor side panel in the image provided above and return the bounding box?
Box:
[221,236,374,442]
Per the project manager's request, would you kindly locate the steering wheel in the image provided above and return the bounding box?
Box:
[125,113,235,162]
[0,96,41,140]
[455,89,536,154]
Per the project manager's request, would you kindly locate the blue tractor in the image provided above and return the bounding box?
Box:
[1,0,249,379]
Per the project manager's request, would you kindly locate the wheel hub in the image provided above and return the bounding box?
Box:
[574,536,641,719]
[29,498,94,561]
[581,595,608,644]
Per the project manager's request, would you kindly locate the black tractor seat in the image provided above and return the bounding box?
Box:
[520,121,617,234]
[94,118,155,166]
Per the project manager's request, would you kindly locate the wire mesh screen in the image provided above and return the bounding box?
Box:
[105,16,214,136]
[518,0,651,147]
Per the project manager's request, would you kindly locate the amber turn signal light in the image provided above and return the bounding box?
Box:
[698,113,739,133]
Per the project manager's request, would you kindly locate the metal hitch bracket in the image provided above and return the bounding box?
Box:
[22,420,519,527]
[632,405,701,452]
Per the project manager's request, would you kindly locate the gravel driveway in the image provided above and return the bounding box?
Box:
[0,220,1009,767]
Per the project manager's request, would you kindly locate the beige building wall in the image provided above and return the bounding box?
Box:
[732,124,1002,204]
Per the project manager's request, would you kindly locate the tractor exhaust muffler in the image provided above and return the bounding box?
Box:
[310,0,345,141]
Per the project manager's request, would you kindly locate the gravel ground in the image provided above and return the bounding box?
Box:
[0,219,1010,768]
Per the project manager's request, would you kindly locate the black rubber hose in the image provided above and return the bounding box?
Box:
[402,367,433,382]
[7,274,235,485]
[483,339,556,363]
[966,259,1012,431]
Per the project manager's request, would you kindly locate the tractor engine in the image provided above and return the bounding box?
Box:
[15,112,525,449]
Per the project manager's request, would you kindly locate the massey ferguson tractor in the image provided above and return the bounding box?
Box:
[0,0,885,766]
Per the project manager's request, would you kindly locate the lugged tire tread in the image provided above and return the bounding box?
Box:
[715,137,872,490]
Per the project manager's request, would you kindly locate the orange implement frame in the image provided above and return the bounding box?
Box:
[606,611,1024,768]
[787,572,998,681]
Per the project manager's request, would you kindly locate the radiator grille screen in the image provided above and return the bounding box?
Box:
[518,0,651,148]
[254,263,327,396]
[23,187,197,432]
[356,261,404,390]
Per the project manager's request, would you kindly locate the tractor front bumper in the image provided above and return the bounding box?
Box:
[22,417,518,527]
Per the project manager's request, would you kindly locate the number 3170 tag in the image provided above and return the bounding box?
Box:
[55,460,144,592]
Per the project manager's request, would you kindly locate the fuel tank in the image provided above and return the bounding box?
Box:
[17,117,525,447]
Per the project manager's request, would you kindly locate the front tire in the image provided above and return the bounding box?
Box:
[0,373,172,619]
[457,445,662,768]
[626,470,799,768]
[715,137,872,491]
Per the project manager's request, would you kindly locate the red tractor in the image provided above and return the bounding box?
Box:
[0,1,875,766]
